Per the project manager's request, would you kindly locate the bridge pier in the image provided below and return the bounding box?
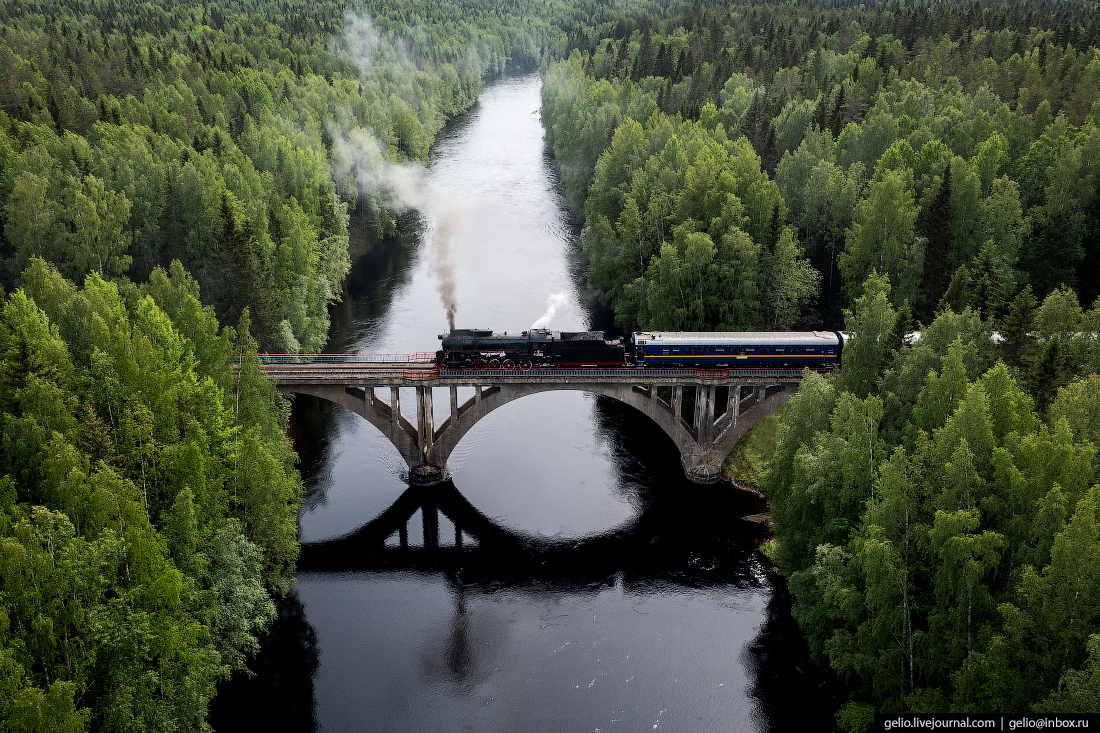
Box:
[274,369,801,487]
[409,386,448,485]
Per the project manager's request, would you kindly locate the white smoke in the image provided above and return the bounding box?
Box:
[336,13,383,74]
[328,126,461,330]
[328,14,462,329]
[531,292,568,329]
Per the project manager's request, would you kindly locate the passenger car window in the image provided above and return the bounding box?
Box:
[685,348,693,355]
[662,349,670,355]
[701,347,709,355]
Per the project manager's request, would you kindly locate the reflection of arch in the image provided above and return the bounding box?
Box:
[298,481,773,589]
[277,376,798,485]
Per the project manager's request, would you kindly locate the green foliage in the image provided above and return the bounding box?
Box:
[838,273,897,398]
[767,294,1100,713]
[723,407,784,486]
[544,1,1100,326]
[0,260,302,730]
[840,169,923,308]
[0,0,563,352]
[546,67,817,332]
[837,700,876,733]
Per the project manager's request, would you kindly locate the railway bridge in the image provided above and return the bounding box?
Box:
[260,354,803,485]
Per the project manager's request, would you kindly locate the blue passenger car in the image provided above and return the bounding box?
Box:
[631,331,846,369]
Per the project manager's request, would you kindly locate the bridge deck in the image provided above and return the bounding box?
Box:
[261,362,807,386]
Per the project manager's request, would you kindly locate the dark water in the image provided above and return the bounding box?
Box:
[210,74,836,732]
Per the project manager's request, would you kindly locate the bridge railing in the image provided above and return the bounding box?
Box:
[260,364,807,381]
[437,367,807,380]
[255,352,437,364]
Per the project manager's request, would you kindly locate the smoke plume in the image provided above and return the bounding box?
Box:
[328,14,461,330]
[531,292,568,329]
[329,126,461,330]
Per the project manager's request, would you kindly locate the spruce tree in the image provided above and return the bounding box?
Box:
[922,163,954,312]
[830,85,846,136]
[969,242,1010,321]
[937,264,971,315]
[1000,285,1038,368]
[1029,336,1065,415]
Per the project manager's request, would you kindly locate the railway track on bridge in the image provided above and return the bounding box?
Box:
[256,355,808,385]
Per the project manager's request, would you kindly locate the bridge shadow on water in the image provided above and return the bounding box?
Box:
[298,479,771,591]
[209,476,839,733]
[212,395,842,732]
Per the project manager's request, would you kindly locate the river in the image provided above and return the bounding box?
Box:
[209,72,836,732]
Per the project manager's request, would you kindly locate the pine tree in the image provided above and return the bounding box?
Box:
[813,92,828,131]
[654,42,671,77]
[969,243,1010,321]
[635,27,653,78]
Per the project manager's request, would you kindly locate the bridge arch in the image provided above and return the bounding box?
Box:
[425,383,694,466]
[278,377,797,485]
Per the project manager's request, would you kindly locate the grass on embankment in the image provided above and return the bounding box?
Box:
[722,405,787,488]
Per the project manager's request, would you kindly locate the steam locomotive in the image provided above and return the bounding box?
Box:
[437,329,847,370]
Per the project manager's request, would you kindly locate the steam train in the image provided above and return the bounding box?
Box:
[436,329,848,370]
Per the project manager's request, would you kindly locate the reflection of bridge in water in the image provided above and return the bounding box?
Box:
[298,481,773,589]
[216,481,836,733]
[263,355,803,484]
[291,481,840,729]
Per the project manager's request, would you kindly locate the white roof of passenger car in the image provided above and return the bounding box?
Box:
[633,331,840,345]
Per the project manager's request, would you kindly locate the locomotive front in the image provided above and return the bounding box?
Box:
[437,328,553,369]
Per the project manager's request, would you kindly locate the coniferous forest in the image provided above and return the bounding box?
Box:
[0,0,1099,728]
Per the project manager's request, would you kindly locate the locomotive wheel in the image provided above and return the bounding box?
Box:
[488,359,500,370]
[519,359,532,371]
[502,359,515,370]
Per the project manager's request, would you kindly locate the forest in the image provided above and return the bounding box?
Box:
[0,0,1099,728]
[538,0,1100,726]
[541,0,1100,330]
[0,0,563,729]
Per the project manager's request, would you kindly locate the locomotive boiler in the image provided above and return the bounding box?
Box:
[437,329,626,369]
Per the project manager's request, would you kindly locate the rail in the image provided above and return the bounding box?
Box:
[254,355,812,381]
[255,352,437,364]
[261,365,808,380]
[438,367,807,379]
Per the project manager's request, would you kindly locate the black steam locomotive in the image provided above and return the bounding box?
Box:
[437,329,625,369]
[436,329,847,370]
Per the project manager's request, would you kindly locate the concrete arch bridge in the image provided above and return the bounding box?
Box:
[261,355,803,485]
